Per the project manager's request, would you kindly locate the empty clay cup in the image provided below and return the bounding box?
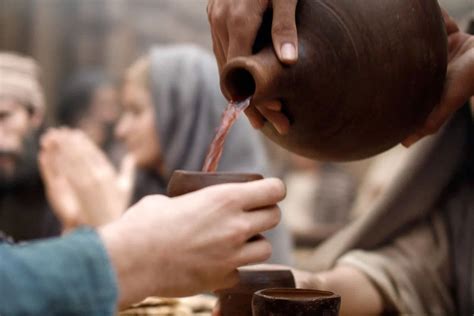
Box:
[167,170,263,197]
[216,268,295,316]
[252,288,341,316]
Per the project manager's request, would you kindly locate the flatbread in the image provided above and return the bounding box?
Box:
[119,295,216,316]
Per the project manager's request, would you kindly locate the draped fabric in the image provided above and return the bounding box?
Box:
[309,106,473,314]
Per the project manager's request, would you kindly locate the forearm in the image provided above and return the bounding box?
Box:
[314,265,384,315]
[99,220,155,309]
[0,228,117,315]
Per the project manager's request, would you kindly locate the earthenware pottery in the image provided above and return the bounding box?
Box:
[216,269,295,316]
[252,288,341,316]
[220,0,447,161]
[167,170,263,197]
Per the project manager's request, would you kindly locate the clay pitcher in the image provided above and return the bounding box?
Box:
[220,0,447,161]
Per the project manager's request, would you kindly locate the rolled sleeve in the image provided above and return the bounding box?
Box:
[0,227,118,315]
[337,211,454,315]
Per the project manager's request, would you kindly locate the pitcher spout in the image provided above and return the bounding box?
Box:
[220,47,282,103]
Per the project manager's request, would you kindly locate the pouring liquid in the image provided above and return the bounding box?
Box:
[202,97,251,172]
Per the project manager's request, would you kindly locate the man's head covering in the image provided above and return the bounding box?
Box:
[0,52,45,115]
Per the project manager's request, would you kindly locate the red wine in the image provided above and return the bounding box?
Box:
[202,98,251,172]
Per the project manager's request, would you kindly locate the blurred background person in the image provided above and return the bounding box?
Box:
[0,52,61,241]
[40,44,293,264]
[281,154,355,246]
[55,70,123,160]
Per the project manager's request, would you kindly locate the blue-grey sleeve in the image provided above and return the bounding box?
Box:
[0,227,118,315]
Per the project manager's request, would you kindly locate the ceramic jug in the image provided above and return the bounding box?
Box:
[220,0,447,161]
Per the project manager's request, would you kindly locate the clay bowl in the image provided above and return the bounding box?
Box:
[216,268,295,316]
[167,170,263,197]
[252,288,341,316]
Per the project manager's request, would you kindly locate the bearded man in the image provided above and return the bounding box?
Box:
[0,52,60,241]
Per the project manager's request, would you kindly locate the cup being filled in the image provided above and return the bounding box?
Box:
[167,171,296,316]
[167,170,263,197]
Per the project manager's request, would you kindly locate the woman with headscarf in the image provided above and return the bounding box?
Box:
[119,44,292,264]
[119,45,268,198]
[41,44,293,265]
